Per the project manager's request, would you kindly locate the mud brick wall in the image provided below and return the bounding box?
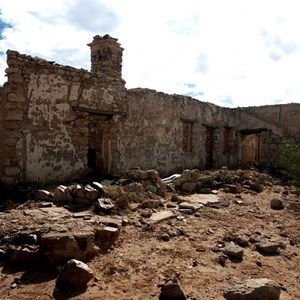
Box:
[0,50,126,184]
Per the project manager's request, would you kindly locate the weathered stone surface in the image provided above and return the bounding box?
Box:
[40,231,97,262]
[181,169,199,183]
[223,278,281,300]
[178,202,203,211]
[6,246,40,264]
[93,216,122,229]
[53,185,71,202]
[270,198,284,210]
[181,181,198,194]
[95,198,115,214]
[140,208,152,218]
[179,194,219,206]
[75,186,99,202]
[224,184,239,193]
[123,182,144,193]
[91,181,105,195]
[57,259,93,288]
[221,242,244,260]
[142,198,162,209]
[34,189,53,201]
[94,226,120,246]
[159,278,187,300]
[256,241,281,255]
[150,210,174,223]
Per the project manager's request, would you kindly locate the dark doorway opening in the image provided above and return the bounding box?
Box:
[205,127,214,169]
[87,148,96,169]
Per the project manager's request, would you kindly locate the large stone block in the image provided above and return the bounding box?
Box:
[40,231,97,263]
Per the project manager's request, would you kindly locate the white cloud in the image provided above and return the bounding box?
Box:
[0,0,300,108]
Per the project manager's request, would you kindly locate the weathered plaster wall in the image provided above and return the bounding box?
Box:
[0,50,126,184]
[117,89,237,176]
[1,40,299,186]
[239,104,300,137]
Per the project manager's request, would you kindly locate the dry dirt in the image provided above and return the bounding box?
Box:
[0,170,300,300]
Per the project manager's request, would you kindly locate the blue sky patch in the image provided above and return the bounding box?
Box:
[184,83,196,89]
[183,91,204,98]
[0,17,12,40]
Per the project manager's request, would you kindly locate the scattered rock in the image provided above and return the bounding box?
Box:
[182,181,197,194]
[34,189,53,201]
[57,259,93,289]
[75,186,99,204]
[256,241,281,255]
[150,211,174,223]
[140,208,152,218]
[160,233,170,241]
[123,182,144,193]
[96,216,122,229]
[91,182,105,195]
[218,254,228,267]
[270,198,284,210]
[178,202,203,211]
[94,226,120,247]
[221,242,244,260]
[142,198,161,209]
[40,231,97,263]
[198,187,211,194]
[95,198,115,214]
[223,278,281,300]
[6,246,40,264]
[224,184,239,194]
[53,185,70,202]
[159,278,187,300]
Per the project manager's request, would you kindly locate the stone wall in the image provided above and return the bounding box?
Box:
[235,104,300,167]
[1,36,299,186]
[0,50,126,185]
[239,104,300,137]
[117,89,238,176]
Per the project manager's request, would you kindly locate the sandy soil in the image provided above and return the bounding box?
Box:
[0,170,299,300]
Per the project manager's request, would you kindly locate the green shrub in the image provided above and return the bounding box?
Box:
[278,140,300,186]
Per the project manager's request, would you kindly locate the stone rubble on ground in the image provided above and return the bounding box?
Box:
[159,278,187,300]
[222,278,281,300]
[56,259,94,289]
[0,167,298,298]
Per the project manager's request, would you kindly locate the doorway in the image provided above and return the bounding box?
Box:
[88,115,112,175]
[205,127,214,169]
[241,133,261,167]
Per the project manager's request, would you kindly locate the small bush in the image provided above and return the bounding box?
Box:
[200,176,214,186]
[278,140,300,186]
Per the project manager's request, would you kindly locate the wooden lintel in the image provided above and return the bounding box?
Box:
[202,123,219,129]
[239,128,269,134]
[73,106,126,116]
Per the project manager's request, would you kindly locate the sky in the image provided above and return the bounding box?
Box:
[0,0,300,108]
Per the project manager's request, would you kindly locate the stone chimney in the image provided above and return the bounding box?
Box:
[87,34,123,80]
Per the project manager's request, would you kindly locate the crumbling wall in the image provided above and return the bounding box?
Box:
[1,40,299,186]
[117,89,237,176]
[239,104,300,137]
[0,50,126,184]
[0,86,4,182]
[235,104,300,167]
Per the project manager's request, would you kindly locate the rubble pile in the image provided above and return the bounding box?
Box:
[0,167,299,299]
[173,167,274,195]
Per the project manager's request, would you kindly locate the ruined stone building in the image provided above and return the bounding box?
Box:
[0,35,299,185]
